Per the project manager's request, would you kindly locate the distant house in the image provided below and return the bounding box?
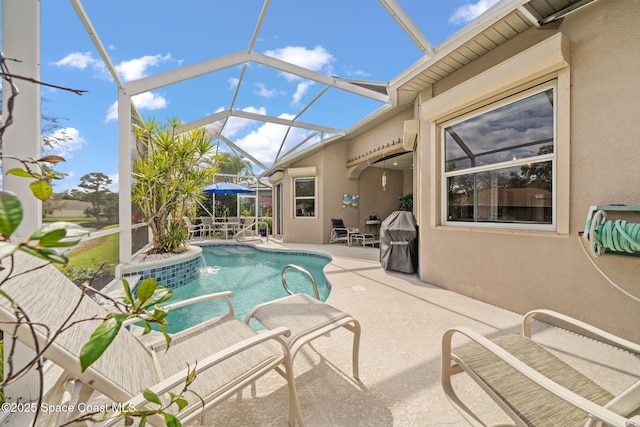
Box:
[47,200,92,218]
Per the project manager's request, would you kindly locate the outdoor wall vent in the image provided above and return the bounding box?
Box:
[403,119,419,151]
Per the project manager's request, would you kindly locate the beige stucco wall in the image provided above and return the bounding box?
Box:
[278,110,414,244]
[417,0,640,340]
[348,109,414,160]
[356,167,404,230]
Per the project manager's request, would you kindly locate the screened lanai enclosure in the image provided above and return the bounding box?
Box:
[2,0,601,268]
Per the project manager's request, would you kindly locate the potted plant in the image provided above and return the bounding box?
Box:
[259,216,272,236]
[398,194,413,212]
[132,117,218,253]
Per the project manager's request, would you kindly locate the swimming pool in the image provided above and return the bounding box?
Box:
[159,244,332,333]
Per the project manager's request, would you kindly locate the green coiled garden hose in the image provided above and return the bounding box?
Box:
[580,209,640,303]
[594,218,640,254]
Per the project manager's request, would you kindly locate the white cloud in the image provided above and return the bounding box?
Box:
[292,81,314,105]
[132,92,168,110]
[105,92,168,122]
[107,173,119,192]
[51,52,109,79]
[263,45,335,81]
[105,103,118,122]
[233,113,311,165]
[45,127,86,158]
[255,82,280,98]
[228,77,239,89]
[53,51,176,82]
[449,0,500,25]
[52,52,95,69]
[222,106,268,138]
[351,69,370,78]
[115,53,173,82]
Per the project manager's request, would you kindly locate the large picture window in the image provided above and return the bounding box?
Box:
[294,177,315,217]
[442,85,555,230]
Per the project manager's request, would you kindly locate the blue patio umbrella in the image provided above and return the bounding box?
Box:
[203,182,255,195]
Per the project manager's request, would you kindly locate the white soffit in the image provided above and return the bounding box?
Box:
[420,32,569,121]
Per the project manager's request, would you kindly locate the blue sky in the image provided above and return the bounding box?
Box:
[25,0,499,192]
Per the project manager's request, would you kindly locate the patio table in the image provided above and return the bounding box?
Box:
[213,221,241,239]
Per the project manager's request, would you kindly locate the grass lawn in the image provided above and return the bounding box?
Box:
[57,224,119,279]
[44,215,114,229]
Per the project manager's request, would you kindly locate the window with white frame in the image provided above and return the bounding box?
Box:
[442,84,556,230]
[294,177,316,217]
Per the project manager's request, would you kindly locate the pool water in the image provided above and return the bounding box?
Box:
[159,245,331,333]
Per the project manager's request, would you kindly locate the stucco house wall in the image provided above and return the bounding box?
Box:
[278,110,413,244]
[417,0,640,340]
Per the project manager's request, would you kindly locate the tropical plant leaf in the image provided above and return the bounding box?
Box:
[136,278,157,304]
[29,180,53,201]
[121,278,134,304]
[0,191,23,237]
[0,241,18,259]
[160,326,172,351]
[168,393,188,412]
[150,307,168,322]
[185,363,197,388]
[163,413,181,427]
[36,228,67,246]
[19,246,69,265]
[142,319,152,335]
[29,222,88,240]
[79,317,122,371]
[37,155,66,164]
[139,288,173,310]
[4,168,35,178]
[142,389,162,406]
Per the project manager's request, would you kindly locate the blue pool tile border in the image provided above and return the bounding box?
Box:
[121,254,201,290]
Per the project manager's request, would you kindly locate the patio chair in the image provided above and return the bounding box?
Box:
[442,309,640,427]
[246,293,361,380]
[329,218,359,245]
[0,253,304,426]
[199,216,214,237]
[183,216,207,239]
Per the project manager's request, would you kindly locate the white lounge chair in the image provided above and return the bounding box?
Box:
[0,253,304,426]
[246,293,361,380]
[442,309,640,426]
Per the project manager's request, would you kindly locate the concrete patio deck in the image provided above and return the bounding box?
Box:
[196,239,640,426]
[5,238,637,426]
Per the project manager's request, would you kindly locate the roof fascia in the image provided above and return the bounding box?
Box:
[390,0,533,90]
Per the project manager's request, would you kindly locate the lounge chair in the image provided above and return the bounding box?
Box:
[0,253,304,426]
[246,293,361,380]
[442,309,640,426]
[329,218,359,245]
